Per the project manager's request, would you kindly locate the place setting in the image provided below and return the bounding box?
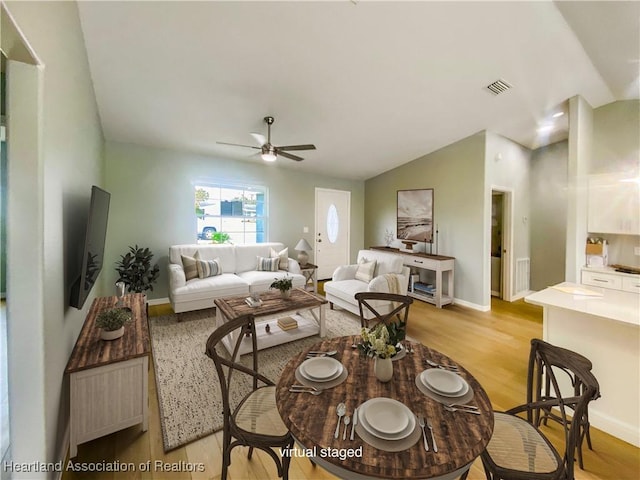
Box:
[415,366,476,406]
[353,397,422,452]
[292,354,349,391]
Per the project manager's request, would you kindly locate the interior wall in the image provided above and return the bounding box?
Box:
[530,140,568,290]
[365,132,487,309]
[590,100,640,267]
[4,0,104,468]
[103,141,365,300]
[485,132,532,300]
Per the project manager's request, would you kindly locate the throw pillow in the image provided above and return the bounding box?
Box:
[257,256,279,272]
[355,258,377,283]
[270,247,289,271]
[181,254,198,281]
[196,257,222,278]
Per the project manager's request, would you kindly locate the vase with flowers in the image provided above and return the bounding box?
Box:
[359,323,399,382]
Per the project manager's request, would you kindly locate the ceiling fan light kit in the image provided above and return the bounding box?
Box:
[218,116,316,162]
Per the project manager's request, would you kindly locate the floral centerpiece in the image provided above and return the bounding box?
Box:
[359,321,406,359]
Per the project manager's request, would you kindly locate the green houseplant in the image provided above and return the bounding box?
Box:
[211,231,231,244]
[115,245,160,293]
[270,275,293,298]
[96,307,132,340]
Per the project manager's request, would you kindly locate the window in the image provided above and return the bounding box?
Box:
[194,184,267,244]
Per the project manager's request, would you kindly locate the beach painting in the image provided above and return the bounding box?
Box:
[397,189,433,243]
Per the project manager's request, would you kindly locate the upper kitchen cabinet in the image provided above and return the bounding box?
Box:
[588,172,640,235]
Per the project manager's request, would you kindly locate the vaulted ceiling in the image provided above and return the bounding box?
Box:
[77,1,639,180]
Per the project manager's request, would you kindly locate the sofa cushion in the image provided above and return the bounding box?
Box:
[354,259,377,283]
[170,244,237,274]
[324,279,369,303]
[257,256,279,272]
[196,257,222,278]
[357,250,404,276]
[238,270,306,293]
[235,243,285,273]
[270,247,289,271]
[181,254,199,281]
[171,273,250,303]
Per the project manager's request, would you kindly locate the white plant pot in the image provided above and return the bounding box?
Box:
[101,326,125,341]
[281,289,291,299]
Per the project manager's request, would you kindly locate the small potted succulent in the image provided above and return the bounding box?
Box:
[270,275,293,299]
[96,307,132,340]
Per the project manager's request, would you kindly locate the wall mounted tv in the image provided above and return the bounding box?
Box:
[69,186,111,309]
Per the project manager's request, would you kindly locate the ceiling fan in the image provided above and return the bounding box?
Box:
[217,116,316,162]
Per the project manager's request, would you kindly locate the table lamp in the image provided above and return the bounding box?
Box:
[295,238,313,266]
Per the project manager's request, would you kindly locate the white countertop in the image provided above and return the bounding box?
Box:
[525,282,640,327]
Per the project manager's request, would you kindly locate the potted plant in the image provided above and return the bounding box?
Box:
[96,307,132,340]
[115,245,160,293]
[270,275,293,298]
[359,323,399,382]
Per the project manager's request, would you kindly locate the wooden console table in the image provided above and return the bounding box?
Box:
[65,293,149,458]
[370,247,455,308]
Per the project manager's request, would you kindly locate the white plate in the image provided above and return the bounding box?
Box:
[359,398,415,440]
[421,370,470,397]
[421,369,466,395]
[299,357,343,382]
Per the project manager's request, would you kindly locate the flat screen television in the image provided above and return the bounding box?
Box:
[69,186,111,309]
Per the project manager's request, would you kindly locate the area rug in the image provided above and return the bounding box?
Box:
[149,307,362,452]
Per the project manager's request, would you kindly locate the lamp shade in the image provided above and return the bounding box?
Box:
[295,238,312,252]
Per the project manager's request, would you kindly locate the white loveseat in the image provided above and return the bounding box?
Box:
[168,242,305,313]
[323,249,410,320]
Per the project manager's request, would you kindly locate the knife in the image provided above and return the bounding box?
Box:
[350,406,358,440]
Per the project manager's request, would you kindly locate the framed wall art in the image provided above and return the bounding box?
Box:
[397,189,434,243]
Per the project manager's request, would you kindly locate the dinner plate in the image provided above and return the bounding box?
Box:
[358,398,415,440]
[421,369,470,397]
[299,357,343,382]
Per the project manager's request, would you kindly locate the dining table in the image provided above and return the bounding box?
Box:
[275,336,494,480]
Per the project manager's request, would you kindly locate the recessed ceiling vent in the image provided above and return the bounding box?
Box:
[486,79,512,96]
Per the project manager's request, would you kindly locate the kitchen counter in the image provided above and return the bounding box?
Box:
[525,283,640,447]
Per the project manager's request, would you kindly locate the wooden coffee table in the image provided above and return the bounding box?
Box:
[214,288,328,355]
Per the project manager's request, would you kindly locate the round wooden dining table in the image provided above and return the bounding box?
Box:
[275,336,494,480]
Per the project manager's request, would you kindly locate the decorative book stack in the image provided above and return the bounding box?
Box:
[277,316,298,331]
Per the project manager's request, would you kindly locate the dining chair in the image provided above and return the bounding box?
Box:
[355,292,413,330]
[205,314,294,480]
[534,346,600,470]
[476,338,599,480]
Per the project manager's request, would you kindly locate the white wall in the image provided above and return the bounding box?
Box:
[103,141,365,298]
[4,1,104,471]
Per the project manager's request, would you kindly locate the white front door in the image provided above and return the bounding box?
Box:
[315,188,350,279]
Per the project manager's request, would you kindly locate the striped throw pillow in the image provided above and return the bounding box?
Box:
[270,247,289,271]
[355,258,377,283]
[181,254,198,281]
[196,257,222,278]
[257,256,279,272]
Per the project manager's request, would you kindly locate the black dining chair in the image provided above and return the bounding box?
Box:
[476,338,599,480]
[205,314,294,480]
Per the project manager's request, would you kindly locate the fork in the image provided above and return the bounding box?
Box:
[417,415,429,451]
[425,359,459,371]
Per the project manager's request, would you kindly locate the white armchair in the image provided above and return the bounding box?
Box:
[323,250,410,320]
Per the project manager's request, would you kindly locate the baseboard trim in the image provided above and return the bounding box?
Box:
[147,297,170,306]
[453,298,490,312]
[54,422,70,480]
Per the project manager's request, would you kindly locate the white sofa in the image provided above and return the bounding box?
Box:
[168,242,306,313]
[323,249,410,320]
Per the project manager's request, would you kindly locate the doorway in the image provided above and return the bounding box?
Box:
[490,188,513,301]
[315,188,350,279]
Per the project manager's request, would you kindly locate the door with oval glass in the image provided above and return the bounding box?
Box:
[315,188,350,279]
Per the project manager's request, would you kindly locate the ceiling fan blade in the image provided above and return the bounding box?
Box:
[277,144,316,151]
[277,150,304,162]
[217,141,261,150]
[250,133,266,146]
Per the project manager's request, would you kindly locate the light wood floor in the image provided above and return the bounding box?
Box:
[63,298,639,480]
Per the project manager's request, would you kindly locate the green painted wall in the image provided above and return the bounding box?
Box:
[365,132,487,308]
[103,141,365,299]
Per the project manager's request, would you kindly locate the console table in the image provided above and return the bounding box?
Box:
[370,247,455,308]
[65,293,149,458]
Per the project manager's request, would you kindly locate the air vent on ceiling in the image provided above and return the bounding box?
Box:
[486,79,512,96]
